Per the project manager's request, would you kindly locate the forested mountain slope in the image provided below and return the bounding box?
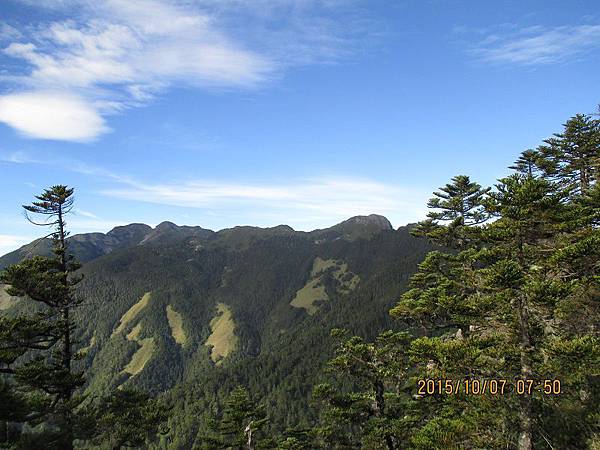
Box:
[0,214,432,447]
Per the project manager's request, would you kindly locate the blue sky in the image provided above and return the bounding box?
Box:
[1,0,599,254]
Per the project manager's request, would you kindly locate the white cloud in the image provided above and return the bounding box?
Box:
[471,24,600,66]
[0,91,107,141]
[1,0,366,141]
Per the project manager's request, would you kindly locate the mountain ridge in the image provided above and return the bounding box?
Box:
[0,214,398,268]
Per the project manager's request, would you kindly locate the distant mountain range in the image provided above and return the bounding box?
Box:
[0,214,394,268]
[0,214,431,448]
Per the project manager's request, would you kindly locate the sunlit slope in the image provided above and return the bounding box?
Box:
[205,303,237,364]
[166,305,187,346]
[123,323,155,376]
[114,292,152,334]
[290,257,360,314]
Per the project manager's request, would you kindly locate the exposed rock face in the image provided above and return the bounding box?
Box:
[345,214,393,230]
[309,214,394,242]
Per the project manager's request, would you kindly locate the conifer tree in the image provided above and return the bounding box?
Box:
[81,388,169,450]
[199,386,272,449]
[509,149,543,177]
[0,314,58,446]
[538,113,600,194]
[1,185,172,449]
[1,186,84,449]
[314,329,415,450]
[412,175,489,248]
[392,124,600,449]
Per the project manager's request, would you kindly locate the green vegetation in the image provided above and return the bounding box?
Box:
[312,257,360,291]
[0,187,166,449]
[0,186,85,449]
[78,332,96,356]
[199,386,273,448]
[126,323,143,341]
[2,111,597,449]
[80,388,169,449]
[311,256,337,274]
[322,112,600,449]
[120,322,156,377]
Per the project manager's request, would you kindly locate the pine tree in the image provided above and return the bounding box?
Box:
[314,329,416,450]
[412,175,490,248]
[0,186,84,449]
[81,388,169,450]
[509,149,543,177]
[538,113,600,195]
[391,126,600,449]
[0,314,58,445]
[199,386,272,449]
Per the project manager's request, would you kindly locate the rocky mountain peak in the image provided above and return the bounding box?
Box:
[345,214,393,230]
[154,221,180,232]
[107,223,152,241]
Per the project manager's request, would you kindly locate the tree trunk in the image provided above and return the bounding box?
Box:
[373,379,395,450]
[0,421,6,444]
[517,295,533,450]
[245,421,254,450]
[57,206,74,450]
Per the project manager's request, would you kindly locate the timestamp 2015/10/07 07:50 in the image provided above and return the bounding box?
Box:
[416,378,562,396]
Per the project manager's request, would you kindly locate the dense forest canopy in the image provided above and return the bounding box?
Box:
[0,112,599,449]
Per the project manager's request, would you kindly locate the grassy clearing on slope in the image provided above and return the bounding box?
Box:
[205,303,237,365]
[311,257,338,276]
[166,305,187,346]
[334,262,360,291]
[312,258,359,289]
[114,292,151,334]
[122,337,155,375]
[290,258,360,315]
[126,323,143,341]
[121,322,155,376]
[0,284,18,311]
[290,278,327,315]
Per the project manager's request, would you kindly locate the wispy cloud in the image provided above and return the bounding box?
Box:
[0,151,428,229]
[73,208,98,219]
[100,176,429,228]
[0,150,41,164]
[0,0,369,142]
[0,23,22,41]
[469,24,600,66]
